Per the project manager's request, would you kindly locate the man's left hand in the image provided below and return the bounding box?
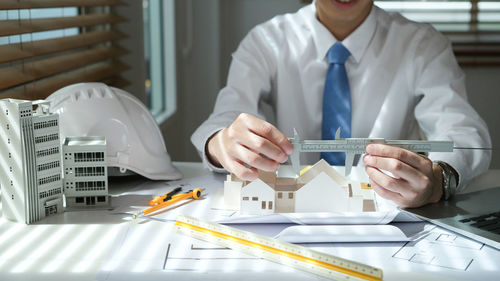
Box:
[363,144,443,208]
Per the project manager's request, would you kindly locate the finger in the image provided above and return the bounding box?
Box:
[365,166,413,198]
[369,177,405,206]
[242,114,293,155]
[363,154,423,186]
[226,159,258,181]
[236,145,280,172]
[366,144,432,172]
[243,132,289,163]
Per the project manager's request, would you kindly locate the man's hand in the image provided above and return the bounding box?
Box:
[363,144,443,208]
[206,113,293,181]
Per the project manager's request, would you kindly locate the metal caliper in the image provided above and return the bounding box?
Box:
[288,128,454,176]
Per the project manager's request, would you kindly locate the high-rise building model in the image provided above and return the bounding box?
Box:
[63,136,110,208]
[0,99,64,224]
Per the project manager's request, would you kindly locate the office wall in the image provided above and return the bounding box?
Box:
[163,0,306,162]
[161,0,222,162]
[164,0,499,169]
[114,0,147,104]
[464,67,500,168]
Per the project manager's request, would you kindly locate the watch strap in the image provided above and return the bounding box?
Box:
[435,161,457,201]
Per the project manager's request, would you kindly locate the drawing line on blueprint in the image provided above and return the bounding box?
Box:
[431,233,485,250]
[163,242,262,271]
[163,243,171,270]
[391,229,486,271]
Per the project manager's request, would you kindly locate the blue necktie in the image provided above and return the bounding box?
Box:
[321,42,352,165]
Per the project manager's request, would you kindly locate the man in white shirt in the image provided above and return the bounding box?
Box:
[191,0,491,208]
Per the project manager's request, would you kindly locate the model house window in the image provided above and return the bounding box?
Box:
[75,181,106,191]
[261,201,266,209]
[375,0,500,65]
[74,152,105,162]
[33,119,57,130]
[37,147,59,158]
[0,1,128,100]
[278,192,283,199]
[39,187,62,199]
[268,201,273,210]
[34,134,58,144]
[75,166,105,177]
[38,174,61,185]
[252,197,258,201]
[288,192,294,199]
[37,161,60,172]
[143,0,177,123]
[242,197,249,201]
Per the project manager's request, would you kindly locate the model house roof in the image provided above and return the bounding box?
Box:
[235,159,348,193]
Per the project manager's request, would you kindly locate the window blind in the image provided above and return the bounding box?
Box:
[375,0,500,66]
[0,0,128,100]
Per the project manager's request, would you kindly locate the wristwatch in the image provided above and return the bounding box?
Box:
[435,161,458,201]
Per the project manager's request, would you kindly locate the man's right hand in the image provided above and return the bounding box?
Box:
[206,113,294,181]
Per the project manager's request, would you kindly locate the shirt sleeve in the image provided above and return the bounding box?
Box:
[190,24,278,172]
[412,26,492,192]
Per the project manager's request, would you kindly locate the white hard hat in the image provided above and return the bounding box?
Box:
[46,82,182,181]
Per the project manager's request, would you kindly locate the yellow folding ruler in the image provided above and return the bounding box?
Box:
[174,215,383,281]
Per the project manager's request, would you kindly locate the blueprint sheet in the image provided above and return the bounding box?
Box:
[96,219,500,281]
[97,172,500,281]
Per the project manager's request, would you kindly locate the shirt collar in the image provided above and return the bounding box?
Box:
[303,4,377,64]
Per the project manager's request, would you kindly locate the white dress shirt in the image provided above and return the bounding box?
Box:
[191,4,491,191]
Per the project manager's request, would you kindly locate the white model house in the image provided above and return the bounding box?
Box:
[224,159,377,215]
[241,179,275,215]
[0,99,64,224]
[62,136,109,208]
[223,174,243,210]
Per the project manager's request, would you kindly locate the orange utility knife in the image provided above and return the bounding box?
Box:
[132,188,203,219]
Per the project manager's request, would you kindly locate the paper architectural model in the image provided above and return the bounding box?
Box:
[223,159,377,215]
[0,99,64,224]
[62,136,110,208]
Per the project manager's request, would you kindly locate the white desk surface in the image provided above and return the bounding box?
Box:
[0,162,499,281]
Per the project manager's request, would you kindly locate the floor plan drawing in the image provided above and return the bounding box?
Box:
[392,226,484,271]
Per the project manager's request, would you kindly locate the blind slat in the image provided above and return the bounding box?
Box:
[453,44,500,55]
[457,56,500,65]
[101,76,130,89]
[0,46,128,89]
[0,30,126,64]
[0,1,130,99]
[0,14,125,37]
[1,61,129,100]
[0,0,124,10]
[444,30,500,35]
[419,21,500,25]
[378,0,500,65]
